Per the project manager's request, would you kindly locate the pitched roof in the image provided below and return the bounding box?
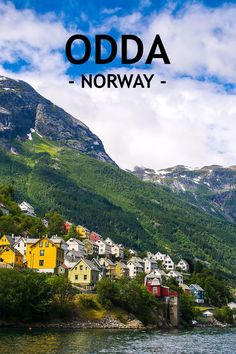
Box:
[190,284,204,291]
[151,277,161,286]
[72,258,99,272]
[0,246,23,257]
[0,234,14,245]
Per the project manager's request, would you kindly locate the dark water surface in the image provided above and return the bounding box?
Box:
[0,327,236,354]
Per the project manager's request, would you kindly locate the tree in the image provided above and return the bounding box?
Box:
[213,306,234,324]
[45,211,66,236]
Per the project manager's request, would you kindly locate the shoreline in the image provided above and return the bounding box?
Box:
[1,316,234,331]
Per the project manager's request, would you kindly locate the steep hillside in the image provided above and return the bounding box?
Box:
[0,134,236,279]
[0,75,113,163]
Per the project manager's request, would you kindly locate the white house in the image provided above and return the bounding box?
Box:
[167,270,184,285]
[153,252,166,262]
[176,259,189,272]
[104,237,114,246]
[66,238,85,255]
[14,237,27,258]
[95,239,112,256]
[127,260,143,278]
[19,201,35,217]
[111,244,124,259]
[163,255,175,270]
[143,257,158,274]
[51,236,68,252]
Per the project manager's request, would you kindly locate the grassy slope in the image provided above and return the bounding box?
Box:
[1,133,236,278]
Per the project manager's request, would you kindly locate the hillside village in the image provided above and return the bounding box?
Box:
[0,200,206,306]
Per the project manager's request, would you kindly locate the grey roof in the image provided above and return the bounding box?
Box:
[190,284,204,291]
[72,258,99,272]
[26,238,40,244]
[1,235,14,245]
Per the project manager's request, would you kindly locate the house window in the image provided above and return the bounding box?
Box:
[75,275,78,280]
[80,265,83,270]
[40,250,44,256]
[39,242,43,248]
[153,287,158,294]
[45,242,49,247]
[39,260,44,266]
[84,275,87,280]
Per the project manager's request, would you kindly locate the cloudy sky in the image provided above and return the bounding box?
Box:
[0,0,236,170]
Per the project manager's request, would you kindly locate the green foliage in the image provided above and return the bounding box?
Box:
[79,294,99,310]
[213,306,234,324]
[1,134,236,279]
[67,223,77,239]
[164,277,180,292]
[0,269,75,322]
[179,293,195,325]
[96,277,157,324]
[45,211,66,236]
[189,266,232,306]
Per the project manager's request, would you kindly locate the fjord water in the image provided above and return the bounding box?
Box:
[0,328,236,354]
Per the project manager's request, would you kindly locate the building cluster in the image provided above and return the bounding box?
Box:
[0,201,205,303]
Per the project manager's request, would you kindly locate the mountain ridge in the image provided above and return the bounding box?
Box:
[0,75,114,164]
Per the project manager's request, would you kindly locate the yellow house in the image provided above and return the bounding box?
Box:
[114,261,129,279]
[99,258,116,279]
[68,258,99,285]
[26,237,64,273]
[0,246,23,266]
[0,235,14,250]
[76,225,89,240]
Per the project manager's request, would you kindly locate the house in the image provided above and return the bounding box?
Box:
[154,269,167,279]
[89,232,101,242]
[228,302,236,310]
[111,244,124,259]
[0,246,23,267]
[14,237,27,258]
[66,238,85,255]
[167,270,184,285]
[129,249,137,256]
[104,237,114,246]
[91,258,106,280]
[51,236,68,252]
[127,260,143,278]
[176,259,189,272]
[163,255,175,270]
[146,252,155,260]
[114,261,129,278]
[129,256,145,269]
[68,258,99,285]
[0,234,14,250]
[26,237,64,273]
[82,239,99,256]
[145,271,163,286]
[99,257,116,279]
[189,284,204,303]
[76,225,89,240]
[180,284,190,294]
[153,251,166,262]
[65,221,72,233]
[95,239,112,256]
[203,310,213,318]
[66,249,84,263]
[64,254,77,269]
[19,201,35,217]
[55,264,69,276]
[0,203,9,215]
[25,238,40,261]
[143,257,158,274]
[145,275,170,298]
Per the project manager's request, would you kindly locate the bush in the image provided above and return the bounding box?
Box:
[79,295,99,310]
[213,306,234,324]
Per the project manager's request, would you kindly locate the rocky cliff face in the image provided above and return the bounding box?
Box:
[0,75,113,163]
[133,165,236,223]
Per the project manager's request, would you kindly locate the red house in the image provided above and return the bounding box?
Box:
[89,232,101,242]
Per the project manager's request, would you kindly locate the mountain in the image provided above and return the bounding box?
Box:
[1,76,236,279]
[132,165,236,224]
[0,75,113,163]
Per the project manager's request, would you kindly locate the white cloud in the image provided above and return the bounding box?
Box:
[1,2,236,171]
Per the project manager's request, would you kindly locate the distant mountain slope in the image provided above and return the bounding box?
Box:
[132,165,236,224]
[0,75,113,163]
